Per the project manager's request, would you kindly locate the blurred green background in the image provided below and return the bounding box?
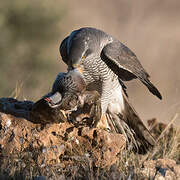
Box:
[0,0,66,100]
[0,0,180,124]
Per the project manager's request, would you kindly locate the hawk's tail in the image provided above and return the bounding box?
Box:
[106,93,155,154]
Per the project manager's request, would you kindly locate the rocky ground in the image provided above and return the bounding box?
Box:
[0,93,179,179]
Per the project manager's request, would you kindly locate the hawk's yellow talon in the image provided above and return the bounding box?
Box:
[60,110,67,118]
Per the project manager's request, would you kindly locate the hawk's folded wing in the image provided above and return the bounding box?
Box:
[101,41,162,99]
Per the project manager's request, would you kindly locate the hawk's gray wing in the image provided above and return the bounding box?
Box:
[101,41,162,99]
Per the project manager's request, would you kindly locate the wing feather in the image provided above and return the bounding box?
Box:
[101,41,162,99]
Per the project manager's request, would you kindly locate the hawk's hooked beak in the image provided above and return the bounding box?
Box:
[72,64,84,74]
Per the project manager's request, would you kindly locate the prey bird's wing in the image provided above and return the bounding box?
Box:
[101,41,162,99]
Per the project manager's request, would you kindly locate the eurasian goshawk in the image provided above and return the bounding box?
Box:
[59,27,162,153]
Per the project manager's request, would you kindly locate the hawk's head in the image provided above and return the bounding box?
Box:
[59,28,104,71]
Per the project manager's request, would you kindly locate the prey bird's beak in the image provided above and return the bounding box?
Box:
[72,64,84,74]
[44,92,62,108]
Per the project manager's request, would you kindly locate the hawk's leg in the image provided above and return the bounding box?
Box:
[95,80,118,131]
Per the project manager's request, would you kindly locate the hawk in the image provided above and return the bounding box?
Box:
[59,27,162,153]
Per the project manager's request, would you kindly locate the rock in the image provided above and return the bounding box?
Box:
[79,127,126,167]
[142,159,180,180]
[0,93,126,178]
[0,94,179,179]
[0,112,125,168]
[0,97,33,119]
[0,112,36,154]
[34,176,47,180]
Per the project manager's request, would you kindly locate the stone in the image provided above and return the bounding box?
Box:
[142,159,180,180]
[0,92,125,174]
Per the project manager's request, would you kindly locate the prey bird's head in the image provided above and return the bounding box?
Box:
[44,69,86,108]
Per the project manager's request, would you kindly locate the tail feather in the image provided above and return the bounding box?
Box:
[142,78,162,100]
[106,92,155,154]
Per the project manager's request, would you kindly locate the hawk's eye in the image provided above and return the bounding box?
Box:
[82,55,86,60]
[81,49,92,60]
[84,49,92,57]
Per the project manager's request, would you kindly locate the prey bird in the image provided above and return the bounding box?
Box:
[43,69,101,126]
[45,69,86,109]
[59,27,162,153]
